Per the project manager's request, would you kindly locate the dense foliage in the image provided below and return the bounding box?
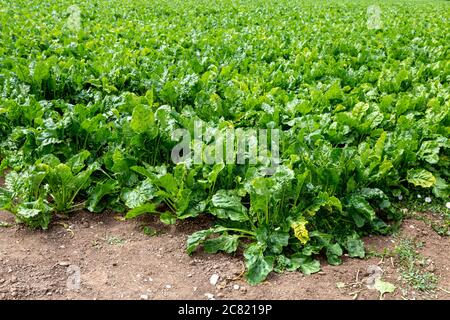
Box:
[0,0,449,284]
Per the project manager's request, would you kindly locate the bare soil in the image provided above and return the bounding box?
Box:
[0,206,449,300]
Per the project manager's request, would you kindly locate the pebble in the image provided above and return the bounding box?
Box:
[140,294,149,300]
[209,274,220,286]
[58,261,70,266]
[425,264,436,273]
[233,284,240,290]
[204,293,215,300]
[165,284,172,289]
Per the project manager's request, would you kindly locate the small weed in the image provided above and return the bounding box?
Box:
[142,226,158,236]
[103,235,126,245]
[394,197,450,236]
[365,246,394,259]
[394,238,438,293]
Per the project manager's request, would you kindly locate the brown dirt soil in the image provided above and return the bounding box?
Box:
[0,176,449,300]
[0,207,449,300]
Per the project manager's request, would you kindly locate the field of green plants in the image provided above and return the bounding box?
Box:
[0,0,449,284]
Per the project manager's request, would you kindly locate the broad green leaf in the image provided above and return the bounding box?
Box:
[130,104,157,137]
[432,176,449,199]
[121,179,155,209]
[17,208,41,218]
[244,243,274,285]
[160,211,177,225]
[345,237,365,258]
[207,163,225,184]
[66,150,91,174]
[186,229,215,255]
[86,179,118,212]
[326,243,343,265]
[265,229,289,255]
[407,169,436,188]
[289,253,321,274]
[158,174,178,194]
[417,141,440,164]
[347,194,376,226]
[210,189,248,222]
[204,234,240,254]
[306,191,342,215]
[299,259,321,275]
[125,203,157,219]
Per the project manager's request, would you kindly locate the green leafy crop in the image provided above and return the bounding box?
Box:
[0,0,448,283]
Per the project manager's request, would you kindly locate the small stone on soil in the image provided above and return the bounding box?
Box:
[233,284,240,290]
[209,274,220,286]
[425,264,436,272]
[140,294,149,300]
[204,293,215,300]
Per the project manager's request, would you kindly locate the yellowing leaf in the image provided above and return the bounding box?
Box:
[374,279,396,299]
[291,220,309,244]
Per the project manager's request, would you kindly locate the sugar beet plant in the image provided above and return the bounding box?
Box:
[0,0,449,284]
